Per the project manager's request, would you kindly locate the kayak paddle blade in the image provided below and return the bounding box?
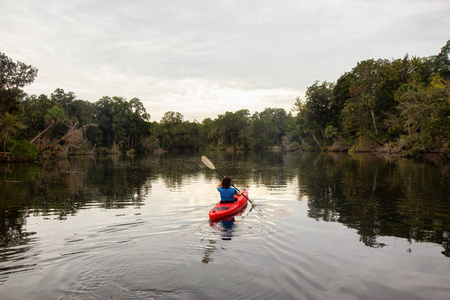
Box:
[201,156,216,170]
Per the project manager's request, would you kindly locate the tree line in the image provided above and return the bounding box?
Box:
[1,40,449,160]
[294,40,450,157]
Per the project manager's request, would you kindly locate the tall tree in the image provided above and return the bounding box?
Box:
[212,110,250,148]
[0,112,26,151]
[160,111,183,125]
[433,40,450,78]
[293,81,335,149]
[391,74,450,155]
[0,52,38,115]
[249,108,289,148]
[95,96,150,150]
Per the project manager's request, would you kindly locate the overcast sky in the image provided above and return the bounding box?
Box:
[1,0,449,122]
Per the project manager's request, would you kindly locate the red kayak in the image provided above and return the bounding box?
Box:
[209,190,248,220]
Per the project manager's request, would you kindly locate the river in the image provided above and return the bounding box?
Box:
[0,151,449,299]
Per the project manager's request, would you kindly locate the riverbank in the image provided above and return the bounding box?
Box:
[1,140,449,163]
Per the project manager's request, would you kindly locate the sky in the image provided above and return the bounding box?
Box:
[1,0,449,122]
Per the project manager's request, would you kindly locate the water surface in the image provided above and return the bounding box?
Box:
[0,152,449,299]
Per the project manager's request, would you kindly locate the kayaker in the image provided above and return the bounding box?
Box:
[217,177,242,203]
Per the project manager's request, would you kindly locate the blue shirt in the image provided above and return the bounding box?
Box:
[218,187,238,202]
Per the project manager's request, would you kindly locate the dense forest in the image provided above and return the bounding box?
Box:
[1,40,449,161]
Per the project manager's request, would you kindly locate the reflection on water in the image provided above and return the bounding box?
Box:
[217,218,237,241]
[0,152,449,299]
[203,204,251,264]
[289,152,450,256]
[1,152,449,256]
[201,219,237,264]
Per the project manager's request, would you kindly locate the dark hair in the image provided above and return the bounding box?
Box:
[221,177,232,188]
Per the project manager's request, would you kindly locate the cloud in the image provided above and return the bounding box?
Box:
[150,79,302,122]
[2,0,450,121]
[26,72,302,122]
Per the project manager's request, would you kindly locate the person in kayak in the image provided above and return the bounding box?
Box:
[217,176,242,203]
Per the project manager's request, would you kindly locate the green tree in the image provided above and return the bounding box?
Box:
[343,59,386,136]
[432,40,450,78]
[95,96,151,150]
[332,72,353,127]
[0,112,26,151]
[126,98,151,149]
[212,110,250,148]
[248,113,272,149]
[155,112,202,150]
[22,94,54,133]
[29,105,67,144]
[293,81,335,149]
[0,52,38,116]
[393,75,450,156]
[199,117,214,147]
[340,57,413,141]
[260,108,287,145]
[157,111,184,150]
[248,108,289,149]
[10,139,39,161]
[50,88,76,110]
[160,111,183,125]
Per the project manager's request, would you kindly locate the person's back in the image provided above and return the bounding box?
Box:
[217,176,241,203]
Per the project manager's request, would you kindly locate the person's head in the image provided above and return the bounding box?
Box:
[221,177,232,188]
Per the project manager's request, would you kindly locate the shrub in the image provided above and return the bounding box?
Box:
[10,140,40,161]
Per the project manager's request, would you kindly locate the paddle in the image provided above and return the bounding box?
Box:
[201,155,253,205]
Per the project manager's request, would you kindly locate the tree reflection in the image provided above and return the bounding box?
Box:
[0,156,151,249]
[197,151,450,256]
[293,152,450,256]
[0,151,449,263]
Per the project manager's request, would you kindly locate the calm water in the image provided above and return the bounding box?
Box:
[0,152,449,300]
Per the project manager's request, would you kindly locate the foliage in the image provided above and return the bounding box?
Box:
[0,112,26,151]
[0,52,38,116]
[10,139,40,161]
[154,112,201,150]
[95,96,151,150]
[293,40,450,156]
[17,91,152,157]
[392,75,450,155]
[293,81,335,149]
[1,41,450,159]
